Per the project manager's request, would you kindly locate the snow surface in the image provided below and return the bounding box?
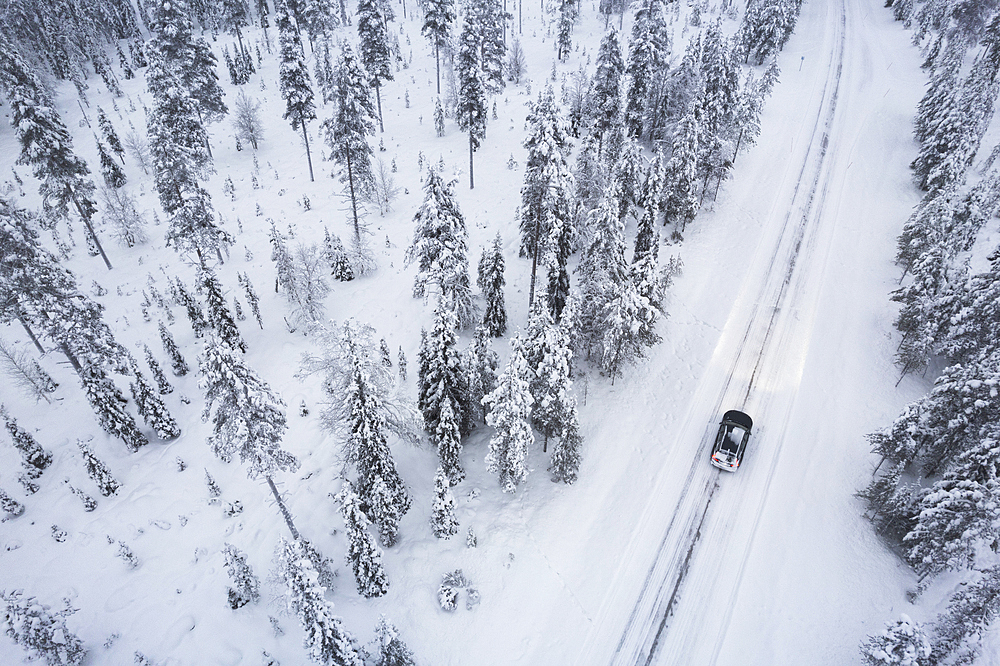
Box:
[3,0,1000,664]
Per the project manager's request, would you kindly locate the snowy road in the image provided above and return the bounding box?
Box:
[571,0,917,663]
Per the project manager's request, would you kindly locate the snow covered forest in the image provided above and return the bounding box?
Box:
[1,0,999,663]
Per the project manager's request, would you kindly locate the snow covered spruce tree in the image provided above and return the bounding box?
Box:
[602,268,661,382]
[557,0,577,61]
[0,198,125,377]
[519,86,574,307]
[0,46,112,269]
[902,434,1000,585]
[0,488,24,517]
[524,300,581,462]
[199,337,302,537]
[430,465,459,538]
[77,439,120,497]
[96,137,126,189]
[322,43,377,273]
[129,367,181,440]
[734,0,799,66]
[276,0,317,181]
[148,0,227,132]
[478,233,507,337]
[373,615,417,666]
[465,0,507,94]
[1,590,86,666]
[405,168,477,328]
[731,61,779,164]
[146,5,232,266]
[574,192,629,359]
[928,565,1000,666]
[623,0,670,141]
[697,19,741,198]
[81,363,148,452]
[663,98,701,232]
[97,108,125,165]
[456,15,488,189]
[275,537,364,666]
[335,481,389,598]
[463,325,499,424]
[159,322,189,376]
[422,0,455,94]
[590,27,626,156]
[323,227,355,282]
[143,344,173,394]
[859,614,931,666]
[300,321,418,546]
[357,0,394,133]
[200,267,247,353]
[3,409,51,474]
[418,299,473,484]
[222,543,260,609]
[483,340,534,493]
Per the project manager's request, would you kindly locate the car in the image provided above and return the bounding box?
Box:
[710,410,753,472]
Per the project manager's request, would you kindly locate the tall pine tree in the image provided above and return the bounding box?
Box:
[276,0,317,181]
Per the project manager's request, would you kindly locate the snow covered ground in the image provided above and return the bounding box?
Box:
[3,0,998,664]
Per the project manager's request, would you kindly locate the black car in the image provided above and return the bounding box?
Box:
[710,410,753,472]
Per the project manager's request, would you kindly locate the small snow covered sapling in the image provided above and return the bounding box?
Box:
[298,399,309,417]
[397,347,407,380]
[117,541,139,568]
[129,370,181,440]
[466,585,480,610]
[466,527,477,548]
[18,474,39,495]
[223,544,260,609]
[438,570,467,612]
[430,466,459,539]
[238,272,264,329]
[205,469,222,501]
[380,338,393,367]
[65,481,97,512]
[78,440,120,497]
[3,410,52,472]
[0,487,25,518]
[373,615,416,666]
[159,322,189,376]
[859,614,931,666]
[144,345,173,394]
[336,482,389,598]
[0,590,86,665]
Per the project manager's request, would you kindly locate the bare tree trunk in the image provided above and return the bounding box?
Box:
[346,149,361,246]
[469,130,475,189]
[375,83,384,133]
[17,312,45,355]
[528,213,539,306]
[266,475,300,539]
[732,128,745,163]
[72,197,113,270]
[435,43,441,95]
[301,120,315,182]
[59,341,83,375]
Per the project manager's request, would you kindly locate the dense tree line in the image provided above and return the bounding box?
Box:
[859,2,1000,662]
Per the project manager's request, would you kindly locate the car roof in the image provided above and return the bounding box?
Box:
[722,410,753,431]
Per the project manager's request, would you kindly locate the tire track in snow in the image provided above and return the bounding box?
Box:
[587,2,850,664]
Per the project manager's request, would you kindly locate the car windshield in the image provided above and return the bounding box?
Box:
[721,426,745,453]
